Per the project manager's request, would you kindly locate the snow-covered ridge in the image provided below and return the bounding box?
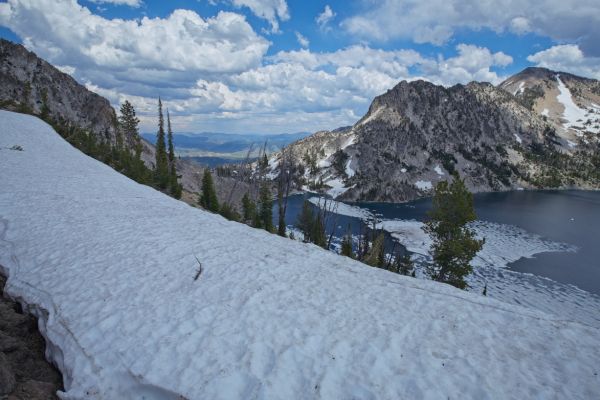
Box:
[1,111,599,399]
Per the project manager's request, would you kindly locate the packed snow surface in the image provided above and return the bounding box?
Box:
[433,165,444,176]
[1,111,600,399]
[414,180,433,190]
[323,177,349,198]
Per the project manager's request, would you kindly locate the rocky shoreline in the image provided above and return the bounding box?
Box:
[0,274,63,399]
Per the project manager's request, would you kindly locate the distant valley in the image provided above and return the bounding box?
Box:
[141,131,310,166]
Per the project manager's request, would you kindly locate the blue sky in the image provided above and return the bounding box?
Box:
[1,0,599,134]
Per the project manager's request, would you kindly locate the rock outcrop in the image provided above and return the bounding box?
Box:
[0,275,63,399]
[0,39,122,145]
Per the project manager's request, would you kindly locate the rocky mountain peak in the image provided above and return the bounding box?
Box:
[274,67,600,202]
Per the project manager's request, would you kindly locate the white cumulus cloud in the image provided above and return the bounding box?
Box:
[341,0,600,56]
[227,0,289,33]
[527,45,600,80]
[89,0,142,7]
[316,5,335,29]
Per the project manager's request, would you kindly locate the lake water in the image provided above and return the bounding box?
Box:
[276,190,600,327]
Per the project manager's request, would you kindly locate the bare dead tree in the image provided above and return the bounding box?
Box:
[225,143,254,207]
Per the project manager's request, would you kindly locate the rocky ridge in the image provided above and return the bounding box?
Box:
[0,39,124,146]
[272,68,600,202]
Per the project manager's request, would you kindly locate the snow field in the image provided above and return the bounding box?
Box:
[1,111,599,399]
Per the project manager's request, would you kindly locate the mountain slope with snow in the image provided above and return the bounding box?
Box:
[274,68,600,202]
[1,110,599,399]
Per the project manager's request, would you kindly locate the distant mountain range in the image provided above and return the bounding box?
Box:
[271,67,600,202]
[141,131,311,162]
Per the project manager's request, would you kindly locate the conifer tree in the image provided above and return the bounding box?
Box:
[364,232,385,267]
[167,109,175,165]
[219,202,239,221]
[297,200,314,242]
[154,98,169,189]
[423,173,484,289]
[341,225,354,258]
[166,110,182,198]
[118,100,147,183]
[199,169,219,212]
[241,192,256,222]
[258,183,273,232]
[397,253,414,276]
[311,212,327,248]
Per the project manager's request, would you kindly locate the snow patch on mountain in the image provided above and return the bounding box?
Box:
[556,75,600,135]
[514,133,522,144]
[415,180,433,191]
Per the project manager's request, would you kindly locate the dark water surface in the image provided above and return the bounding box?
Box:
[278,190,600,296]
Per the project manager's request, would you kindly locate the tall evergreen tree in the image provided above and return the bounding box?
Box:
[423,173,485,289]
[167,109,175,165]
[258,184,274,232]
[397,253,414,276]
[118,100,149,183]
[241,192,257,222]
[341,225,354,258]
[311,212,327,248]
[364,232,386,267]
[166,110,182,198]
[297,200,314,242]
[199,169,219,212]
[154,98,169,189]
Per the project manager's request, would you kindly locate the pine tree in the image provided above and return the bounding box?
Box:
[364,232,385,267]
[241,192,256,222]
[423,173,485,289]
[219,202,239,221]
[167,109,175,165]
[40,88,50,122]
[154,98,169,189]
[397,253,414,276]
[297,200,314,242]
[341,225,354,258]
[258,183,273,232]
[199,169,219,212]
[166,110,182,198]
[311,212,327,248]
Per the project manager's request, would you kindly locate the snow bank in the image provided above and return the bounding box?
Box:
[1,111,599,399]
[556,75,600,135]
[415,180,433,190]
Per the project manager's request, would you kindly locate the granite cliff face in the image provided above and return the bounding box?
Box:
[275,69,600,202]
[0,39,122,145]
